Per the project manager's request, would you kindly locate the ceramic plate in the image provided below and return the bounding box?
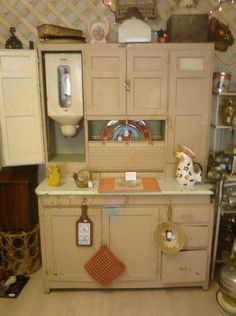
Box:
[100,120,151,141]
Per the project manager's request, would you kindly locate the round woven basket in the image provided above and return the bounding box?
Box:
[156,222,185,254]
[0,225,41,274]
[155,205,185,254]
[73,169,93,188]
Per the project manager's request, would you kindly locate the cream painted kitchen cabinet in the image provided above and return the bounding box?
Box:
[37,190,213,293]
[38,195,161,291]
[0,44,213,174]
[0,50,44,166]
[83,43,213,176]
[84,44,168,117]
[167,46,214,173]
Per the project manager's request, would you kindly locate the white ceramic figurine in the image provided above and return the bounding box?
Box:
[88,17,109,44]
[176,145,202,186]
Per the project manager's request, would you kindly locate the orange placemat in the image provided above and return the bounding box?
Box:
[99,178,160,193]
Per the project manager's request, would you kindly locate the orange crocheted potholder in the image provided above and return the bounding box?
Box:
[84,245,126,286]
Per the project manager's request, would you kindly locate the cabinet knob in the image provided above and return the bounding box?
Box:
[180,214,193,221]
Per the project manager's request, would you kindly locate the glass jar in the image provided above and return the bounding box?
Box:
[221,98,234,126]
[213,72,231,93]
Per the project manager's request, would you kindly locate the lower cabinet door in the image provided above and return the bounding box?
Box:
[161,250,208,284]
[102,207,159,284]
[42,208,101,282]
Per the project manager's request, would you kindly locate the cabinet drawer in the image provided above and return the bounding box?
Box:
[40,196,86,207]
[162,205,211,224]
[161,250,207,284]
[182,226,209,249]
[40,195,127,207]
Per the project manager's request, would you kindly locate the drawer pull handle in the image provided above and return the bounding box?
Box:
[179,266,188,271]
[181,214,193,221]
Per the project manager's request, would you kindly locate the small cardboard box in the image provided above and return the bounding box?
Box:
[167,14,208,43]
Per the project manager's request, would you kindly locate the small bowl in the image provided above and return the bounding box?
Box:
[73,170,92,188]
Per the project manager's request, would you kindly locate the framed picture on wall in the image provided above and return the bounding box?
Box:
[115,0,157,20]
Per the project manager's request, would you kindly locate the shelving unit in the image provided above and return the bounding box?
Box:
[210,92,236,153]
[210,92,236,279]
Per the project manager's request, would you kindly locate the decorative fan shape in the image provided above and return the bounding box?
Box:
[100,120,151,141]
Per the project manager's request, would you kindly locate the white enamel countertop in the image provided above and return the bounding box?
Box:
[35,178,214,196]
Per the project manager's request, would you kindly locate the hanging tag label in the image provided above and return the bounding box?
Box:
[88,180,93,188]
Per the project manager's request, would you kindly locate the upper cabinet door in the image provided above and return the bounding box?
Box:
[84,45,168,117]
[126,48,168,116]
[84,49,126,116]
[167,48,213,165]
[0,50,44,166]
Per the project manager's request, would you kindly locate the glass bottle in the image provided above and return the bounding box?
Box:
[222,98,234,126]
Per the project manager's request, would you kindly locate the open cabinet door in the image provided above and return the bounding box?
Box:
[0,50,45,166]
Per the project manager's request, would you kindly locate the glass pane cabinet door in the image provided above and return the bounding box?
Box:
[88,120,165,142]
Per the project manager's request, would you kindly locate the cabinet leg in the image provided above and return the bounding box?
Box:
[202,284,209,290]
[44,286,50,294]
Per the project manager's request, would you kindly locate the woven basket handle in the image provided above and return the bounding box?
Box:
[167,204,172,222]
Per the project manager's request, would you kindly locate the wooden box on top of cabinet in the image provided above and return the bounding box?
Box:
[167,14,208,43]
[0,166,38,231]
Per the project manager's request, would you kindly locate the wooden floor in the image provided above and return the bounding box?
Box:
[0,269,222,316]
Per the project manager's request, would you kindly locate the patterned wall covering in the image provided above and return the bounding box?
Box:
[0,0,235,83]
